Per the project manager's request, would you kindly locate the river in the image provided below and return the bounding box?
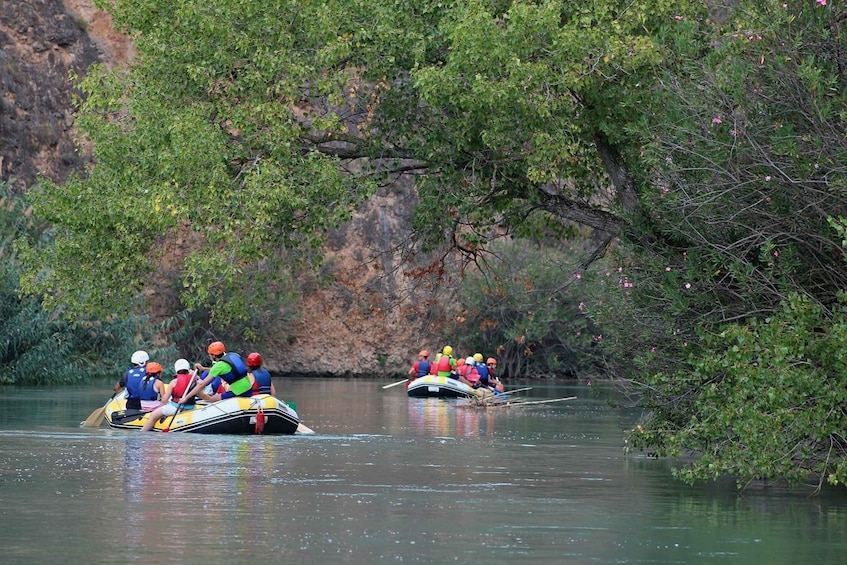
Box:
[1,379,846,564]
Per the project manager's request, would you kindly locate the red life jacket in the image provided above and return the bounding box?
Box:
[171,372,195,403]
[437,355,453,375]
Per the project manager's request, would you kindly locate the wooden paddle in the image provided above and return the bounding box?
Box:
[82,390,120,428]
[162,369,197,433]
[382,378,409,390]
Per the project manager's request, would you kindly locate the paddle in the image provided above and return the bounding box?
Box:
[508,396,577,406]
[498,386,533,396]
[82,390,121,428]
[381,378,409,390]
[162,369,197,433]
[296,422,316,434]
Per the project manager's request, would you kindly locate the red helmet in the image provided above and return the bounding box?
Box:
[207,341,226,355]
[247,352,263,368]
[145,361,163,375]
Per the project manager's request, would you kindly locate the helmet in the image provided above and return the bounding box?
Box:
[247,352,263,368]
[473,353,483,363]
[174,358,191,373]
[131,350,149,366]
[418,350,429,358]
[145,361,163,375]
[466,356,475,366]
[207,341,226,355]
[442,345,453,356]
[456,358,465,366]
[487,357,497,365]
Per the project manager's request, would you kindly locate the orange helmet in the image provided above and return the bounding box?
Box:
[419,350,429,358]
[207,341,226,355]
[145,361,163,375]
[456,358,466,366]
[247,352,263,368]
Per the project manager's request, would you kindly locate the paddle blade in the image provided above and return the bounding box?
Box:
[381,379,409,389]
[82,406,106,428]
[296,422,315,434]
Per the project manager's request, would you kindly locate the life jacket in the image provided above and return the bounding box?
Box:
[416,360,430,378]
[217,353,252,396]
[475,362,490,383]
[437,355,453,377]
[251,368,272,395]
[458,364,480,385]
[124,366,147,400]
[139,375,160,401]
[170,372,197,405]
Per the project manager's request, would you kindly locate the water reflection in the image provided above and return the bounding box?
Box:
[2,381,847,564]
[406,398,499,437]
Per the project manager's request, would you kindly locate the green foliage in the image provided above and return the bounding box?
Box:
[596,1,847,486]
[17,0,845,486]
[629,293,847,490]
[0,184,176,385]
[21,1,375,325]
[449,240,606,378]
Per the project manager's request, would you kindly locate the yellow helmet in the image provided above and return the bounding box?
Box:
[442,345,453,356]
[473,353,483,363]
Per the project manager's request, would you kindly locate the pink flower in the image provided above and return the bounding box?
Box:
[712,116,723,124]
[578,302,586,311]
[575,273,582,280]
[665,266,671,271]
[817,0,827,6]
[765,176,771,181]
[685,283,691,289]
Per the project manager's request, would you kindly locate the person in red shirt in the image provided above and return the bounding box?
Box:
[408,350,431,381]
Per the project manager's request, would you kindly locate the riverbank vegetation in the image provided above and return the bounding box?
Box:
[10,1,847,486]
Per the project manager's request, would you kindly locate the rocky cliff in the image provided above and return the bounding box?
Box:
[0,0,452,377]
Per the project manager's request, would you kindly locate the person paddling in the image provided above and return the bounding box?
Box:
[140,358,210,431]
[184,341,254,402]
[116,350,148,410]
[407,350,430,381]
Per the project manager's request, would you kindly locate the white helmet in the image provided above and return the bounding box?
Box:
[174,358,191,373]
[466,356,475,366]
[131,350,150,366]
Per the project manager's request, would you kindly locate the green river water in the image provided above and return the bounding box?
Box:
[1,379,846,564]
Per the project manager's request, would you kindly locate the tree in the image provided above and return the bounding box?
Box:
[585,1,847,487]
[0,184,175,384]
[17,0,703,326]
[18,0,847,483]
[449,239,606,378]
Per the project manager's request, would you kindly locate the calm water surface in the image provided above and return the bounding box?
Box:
[1,379,846,564]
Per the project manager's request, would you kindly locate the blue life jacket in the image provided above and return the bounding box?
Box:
[124,366,147,399]
[218,352,248,383]
[252,368,272,394]
[139,375,160,401]
[416,360,430,378]
[475,362,490,383]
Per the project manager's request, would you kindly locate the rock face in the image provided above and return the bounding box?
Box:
[0,0,450,377]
